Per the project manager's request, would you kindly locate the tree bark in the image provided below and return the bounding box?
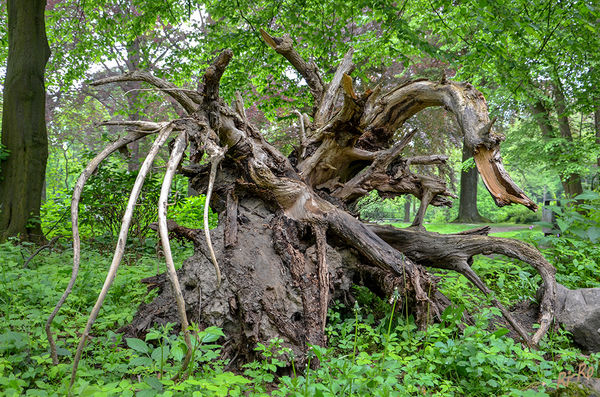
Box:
[0,0,50,243]
[552,82,583,198]
[77,36,554,370]
[403,196,411,222]
[453,143,487,223]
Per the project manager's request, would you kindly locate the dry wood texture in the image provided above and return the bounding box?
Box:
[57,30,556,381]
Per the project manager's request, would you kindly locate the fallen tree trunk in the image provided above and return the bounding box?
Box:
[52,30,556,380]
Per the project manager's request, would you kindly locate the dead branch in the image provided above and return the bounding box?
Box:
[314,49,355,126]
[157,131,194,378]
[91,71,198,114]
[475,147,538,210]
[370,224,556,345]
[260,29,324,104]
[98,120,168,131]
[199,50,233,102]
[23,236,61,269]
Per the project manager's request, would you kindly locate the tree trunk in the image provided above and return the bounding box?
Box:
[453,143,487,223]
[552,82,583,198]
[0,0,50,243]
[403,196,411,222]
[595,106,600,170]
[76,33,556,370]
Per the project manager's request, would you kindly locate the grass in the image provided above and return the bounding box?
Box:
[0,230,598,396]
[387,221,544,239]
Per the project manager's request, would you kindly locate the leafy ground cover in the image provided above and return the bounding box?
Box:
[0,219,598,396]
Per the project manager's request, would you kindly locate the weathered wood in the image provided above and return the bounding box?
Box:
[369,224,556,344]
[260,29,324,105]
[224,189,238,248]
[474,147,538,210]
[92,71,198,113]
[65,33,558,380]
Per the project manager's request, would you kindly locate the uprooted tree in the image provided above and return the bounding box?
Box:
[46,31,557,385]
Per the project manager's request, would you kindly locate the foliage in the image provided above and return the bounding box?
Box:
[40,153,219,246]
[272,288,600,396]
[169,194,218,230]
[1,227,599,396]
[79,159,165,241]
[532,191,600,289]
[0,142,8,175]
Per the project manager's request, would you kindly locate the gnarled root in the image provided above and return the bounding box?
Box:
[69,124,174,389]
[46,128,159,365]
[370,224,557,346]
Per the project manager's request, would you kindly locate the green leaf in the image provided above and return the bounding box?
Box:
[491,328,510,338]
[171,346,184,361]
[135,389,157,397]
[200,327,225,343]
[556,219,569,232]
[129,356,153,367]
[145,331,160,342]
[151,346,169,362]
[587,227,600,243]
[575,191,600,200]
[126,338,149,354]
[143,376,164,392]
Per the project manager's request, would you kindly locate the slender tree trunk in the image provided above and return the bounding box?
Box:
[595,107,600,169]
[0,0,50,243]
[403,196,411,222]
[453,144,486,223]
[552,83,583,197]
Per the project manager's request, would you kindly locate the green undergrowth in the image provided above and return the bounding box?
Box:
[0,227,598,396]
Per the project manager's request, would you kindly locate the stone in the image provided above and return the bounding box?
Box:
[553,283,600,353]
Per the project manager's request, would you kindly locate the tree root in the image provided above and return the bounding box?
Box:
[370,224,557,345]
[157,131,194,379]
[202,139,225,287]
[69,124,174,389]
[46,129,155,365]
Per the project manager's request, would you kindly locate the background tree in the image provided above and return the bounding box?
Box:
[411,0,600,198]
[0,0,50,243]
[454,144,488,223]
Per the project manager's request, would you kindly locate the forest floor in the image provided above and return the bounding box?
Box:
[1,223,598,396]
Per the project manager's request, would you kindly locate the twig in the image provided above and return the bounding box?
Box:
[23,236,61,269]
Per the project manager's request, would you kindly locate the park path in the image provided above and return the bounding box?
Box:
[487,225,531,234]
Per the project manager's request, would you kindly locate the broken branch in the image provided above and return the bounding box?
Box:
[91,71,198,114]
[260,29,324,104]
